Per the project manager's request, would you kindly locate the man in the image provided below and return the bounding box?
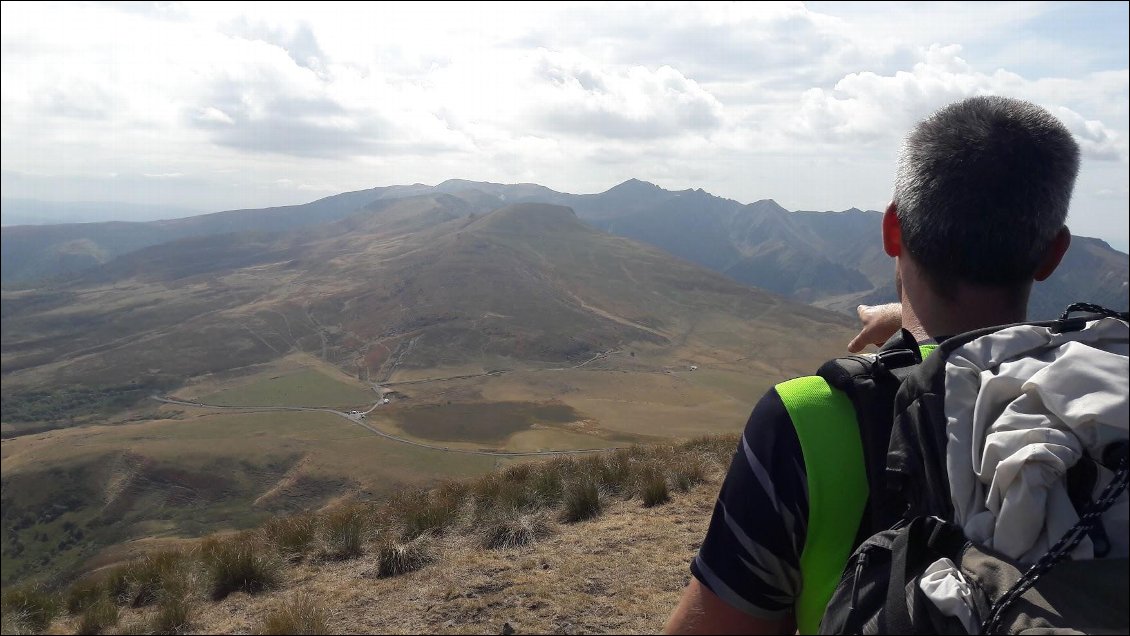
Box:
[664,96,1079,635]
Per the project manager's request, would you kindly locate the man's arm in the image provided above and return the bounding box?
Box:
[664,579,795,635]
[664,390,810,635]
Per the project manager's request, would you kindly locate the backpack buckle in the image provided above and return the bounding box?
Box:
[875,348,919,373]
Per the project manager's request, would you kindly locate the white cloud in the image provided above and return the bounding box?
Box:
[0,1,1126,248]
[786,44,1128,161]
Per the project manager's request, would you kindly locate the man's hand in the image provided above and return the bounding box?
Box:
[847,303,902,353]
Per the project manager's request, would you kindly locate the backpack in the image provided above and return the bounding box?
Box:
[808,304,1129,635]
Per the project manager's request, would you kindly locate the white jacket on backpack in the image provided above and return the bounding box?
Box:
[944,317,1129,563]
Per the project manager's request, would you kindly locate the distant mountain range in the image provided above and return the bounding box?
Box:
[4,179,1125,321]
[2,195,856,398]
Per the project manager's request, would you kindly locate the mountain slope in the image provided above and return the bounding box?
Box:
[5,178,1124,318]
[1,198,854,395]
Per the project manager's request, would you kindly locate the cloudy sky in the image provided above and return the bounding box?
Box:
[2,1,1127,248]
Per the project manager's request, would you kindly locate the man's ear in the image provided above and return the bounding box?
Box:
[882,202,901,257]
[1033,226,1071,282]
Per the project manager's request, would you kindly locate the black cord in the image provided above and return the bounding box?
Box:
[1059,303,1126,320]
[980,460,1129,634]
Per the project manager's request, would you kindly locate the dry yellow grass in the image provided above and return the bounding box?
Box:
[45,440,733,635]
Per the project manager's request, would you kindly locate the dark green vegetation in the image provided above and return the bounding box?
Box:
[390,401,580,443]
[0,453,301,586]
[2,436,735,634]
[1,378,176,436]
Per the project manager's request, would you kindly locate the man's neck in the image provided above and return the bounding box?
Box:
[901,281,1030,341]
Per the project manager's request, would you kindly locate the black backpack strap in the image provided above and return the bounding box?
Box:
[818,329,924,540]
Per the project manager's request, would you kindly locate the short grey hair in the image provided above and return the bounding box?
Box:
[894,96,1080,293]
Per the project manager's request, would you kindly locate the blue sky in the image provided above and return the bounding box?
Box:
[2,1,1127,249]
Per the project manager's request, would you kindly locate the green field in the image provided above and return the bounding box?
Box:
[200,368,375,408]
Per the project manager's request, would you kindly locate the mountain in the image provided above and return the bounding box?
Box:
[3,179,1125,318]
[2,196,852,396]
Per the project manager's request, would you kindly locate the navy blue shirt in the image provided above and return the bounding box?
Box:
[692,387,809,620]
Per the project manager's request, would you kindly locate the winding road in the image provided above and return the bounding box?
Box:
[152,395,620,458]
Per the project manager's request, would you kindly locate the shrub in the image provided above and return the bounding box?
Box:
[254,595,330,635]
[201,536,280,600]
[151,593,192,635]
[374,537,432,578]
[479,510,553,550]
[0,584,59,633]
[75,597,118,635]
[261,513,320,560]
[639,470,670,507]
[561,479,603,523]
[320,505,368,560]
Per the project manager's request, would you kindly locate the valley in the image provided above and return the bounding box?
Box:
[1,195,859,587]
[4,179,1124,590]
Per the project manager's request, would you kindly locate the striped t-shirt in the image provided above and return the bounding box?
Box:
[691,387,810,620]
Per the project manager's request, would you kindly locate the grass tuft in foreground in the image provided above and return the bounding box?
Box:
[0,584,59,634]
[105,550,188,608]
[200,535,281,601]
[639,469,671,507]
[561,478,603,523]
[254,594,330,635]
[479,509,554,549]
[374,537,433,578]
[75,597,119,635]
[319,504,370,560]
[260,513,320,561]
[150,592,192,635]
[41,433,739,631]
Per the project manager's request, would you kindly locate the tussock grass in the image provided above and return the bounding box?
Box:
[639,470,670,507]
[561,478,603,523]
[529,464,565,506]
[150,593,192,635]
[395,489,462,540]
[75,597,119,635]
[105,550,188,608]
[261,513,320,560]
[670,455,708,492]
[0,584,59,634]
[479,509,554,549]
[200,535,281,600]
[65,579,107,615]
[253,594,330,635]
[41,433,739,629]
[374,537,433,578]
[471,473,540,516]
[598,451,636,497]
[319,504,369,560]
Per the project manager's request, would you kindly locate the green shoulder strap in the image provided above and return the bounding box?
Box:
[776,375,868,635]
[778,344,937,634]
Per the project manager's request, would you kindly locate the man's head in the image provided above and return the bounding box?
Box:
[886,96,1079,300]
